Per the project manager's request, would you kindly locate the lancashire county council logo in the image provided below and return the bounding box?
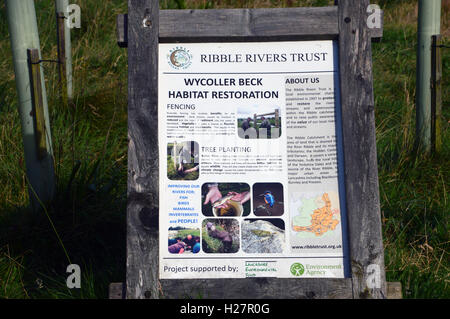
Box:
[290,263,305,277]
[167,47,192,70]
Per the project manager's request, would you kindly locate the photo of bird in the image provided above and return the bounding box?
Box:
[263,191,275,207]
[253,183,284,216]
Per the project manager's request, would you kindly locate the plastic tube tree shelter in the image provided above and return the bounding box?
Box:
[416,0,441,153]
[6,0,55,211]
[55,0,73,101]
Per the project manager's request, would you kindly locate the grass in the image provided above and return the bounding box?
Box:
[170,228,201,238]
[0,0,448,298]
[0,0,127,299]
[371,0,450,298]
[167,156,200,180]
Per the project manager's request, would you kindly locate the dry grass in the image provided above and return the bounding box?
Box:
[380,0,449,37]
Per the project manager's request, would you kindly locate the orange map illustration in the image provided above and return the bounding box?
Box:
[292,193,339,236]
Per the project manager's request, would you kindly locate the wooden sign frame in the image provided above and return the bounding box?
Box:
[123,0,386,299]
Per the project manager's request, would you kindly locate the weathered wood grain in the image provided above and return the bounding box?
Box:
[116,6,382,46]
[159,7,339,41]
[109,282,126,299]
[338,0,386,299]
[110,281,403,299]
[160,278,353,299]
[127,0,159,299]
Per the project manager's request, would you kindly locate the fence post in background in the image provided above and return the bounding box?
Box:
[431,35,442,153]
[5,0,55,211]
[28,49,48,161]
[55,0,73,102]
[416,0,441,153]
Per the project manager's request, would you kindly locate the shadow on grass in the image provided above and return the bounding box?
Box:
[0,177,126,298]
[0,85,128,299]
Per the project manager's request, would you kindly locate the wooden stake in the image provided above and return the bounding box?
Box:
[431,35,442,153]
[27,49,47,161]
[57,11,68,106]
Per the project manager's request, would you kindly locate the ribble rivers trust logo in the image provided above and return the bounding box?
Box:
[290,263,305,277]
[167,47,192,70]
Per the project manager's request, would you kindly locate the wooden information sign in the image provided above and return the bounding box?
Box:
[121,0,386,299]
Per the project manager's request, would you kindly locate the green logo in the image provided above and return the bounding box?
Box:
[290,263,305,276]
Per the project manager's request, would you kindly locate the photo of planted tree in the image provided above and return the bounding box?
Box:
[167,141,199,180]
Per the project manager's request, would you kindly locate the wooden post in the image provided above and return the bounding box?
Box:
[28,49,47,161]
[338,0,386,298]
[56,11,68,106]
[127,0,160,299]
[431,35,442,153]
[275,109,280,127]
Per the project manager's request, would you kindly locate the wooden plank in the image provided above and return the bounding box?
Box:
[56,12,68,106]
[108,279,403,299]
[127,0,160,299]
[27,49,47,161]
[160,278,353,299]
[386,282,402,299]
[116,13,127,48]
[110,280,402,299]
[431,35,442,153]
[116,7,382,46]
[159,7,339,41]
[338,0,386,299]
[109,282,126,299]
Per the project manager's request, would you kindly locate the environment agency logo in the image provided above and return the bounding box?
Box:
[290,263,305,276]
[167,47,192,70]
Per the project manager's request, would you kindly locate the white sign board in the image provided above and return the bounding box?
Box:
[158,41,348,279]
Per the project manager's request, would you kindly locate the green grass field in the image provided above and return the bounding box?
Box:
[0,0,448,298]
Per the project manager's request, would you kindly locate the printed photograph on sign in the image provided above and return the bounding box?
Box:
[201,183,251,217]
[237,105,281,139]
[202,219,240,254]
[168,227,201,254]
[242,219,286,254]
[252,182,284,216]
[167,141,199,180]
